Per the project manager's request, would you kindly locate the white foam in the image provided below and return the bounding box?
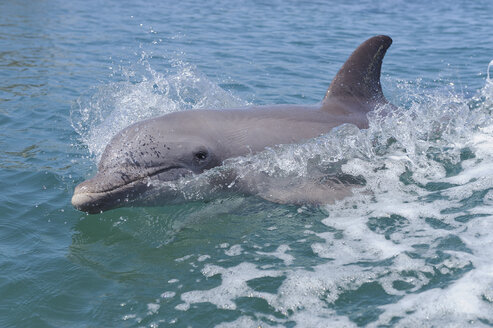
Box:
[224,244,243,256]
[215,316,284,328]
[160,291,176,299]
[80,54,493,327]
[178,262,281,311]
[256,245,294,266]
[173,77,493,325]
[122,314,136,321]
[374,257,493,327]
[147,303,160,315]
[197,254,211,262]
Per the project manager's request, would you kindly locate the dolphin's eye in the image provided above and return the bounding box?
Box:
[194,151,208,161]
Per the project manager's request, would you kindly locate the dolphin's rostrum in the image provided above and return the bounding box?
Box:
[72,35,393,213]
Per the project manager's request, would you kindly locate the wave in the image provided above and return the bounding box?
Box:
[71,55,493,327]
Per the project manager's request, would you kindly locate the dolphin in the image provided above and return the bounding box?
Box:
[72,35,393,213]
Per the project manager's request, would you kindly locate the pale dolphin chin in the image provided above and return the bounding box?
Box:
[72,35,394,213]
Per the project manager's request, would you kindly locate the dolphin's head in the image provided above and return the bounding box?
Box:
[72,114,222,213]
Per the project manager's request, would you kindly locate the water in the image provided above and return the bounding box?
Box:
[1,0,493,327]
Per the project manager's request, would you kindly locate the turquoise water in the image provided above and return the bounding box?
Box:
[2,0,493,327]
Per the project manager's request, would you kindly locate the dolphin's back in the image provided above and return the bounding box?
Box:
[150,105,347,159]
[214,105,346,157]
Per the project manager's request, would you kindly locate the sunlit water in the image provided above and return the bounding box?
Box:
[1,1,493,327]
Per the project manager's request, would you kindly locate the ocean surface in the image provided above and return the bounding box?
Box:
[1,0,493,327]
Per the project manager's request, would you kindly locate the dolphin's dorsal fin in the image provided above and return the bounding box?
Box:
[322,35,392,113]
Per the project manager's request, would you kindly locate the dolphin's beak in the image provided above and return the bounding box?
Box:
[72,167,193,214]
[71,183,95,212]
[71,189,105,214]
[71,174,135,214]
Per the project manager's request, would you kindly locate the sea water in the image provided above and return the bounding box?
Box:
[1,0,493,327]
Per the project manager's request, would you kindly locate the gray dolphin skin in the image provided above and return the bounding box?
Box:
[72,35,393,213]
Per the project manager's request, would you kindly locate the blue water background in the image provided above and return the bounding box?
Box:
[1,0,493,327]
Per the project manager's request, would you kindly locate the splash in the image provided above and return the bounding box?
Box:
[167,67,493,326]
[70,53,246,161]
[72,54,493,326]
[168,81,493,325]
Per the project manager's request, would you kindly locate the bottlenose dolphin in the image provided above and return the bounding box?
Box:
[72,35,393,213]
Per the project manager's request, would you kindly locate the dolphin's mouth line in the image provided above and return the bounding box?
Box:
[77,165,187,196]
[72,165,192,213]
